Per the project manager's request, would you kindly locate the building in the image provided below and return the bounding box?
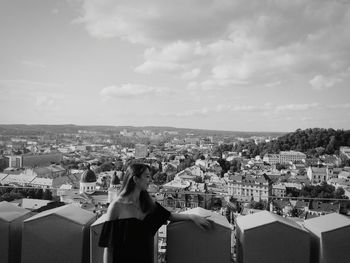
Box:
[228,175,271,202]
[340,146,350,159]
[263,151,306,165]
[272,183,286,197]
[307,167,332,184]
[279,151,306,164]
[308,201,340,217]
[135,144,148,158]
[263,154,280,165]
[79,164,97,194]
[107,171,122,203]
[7,153,63,168]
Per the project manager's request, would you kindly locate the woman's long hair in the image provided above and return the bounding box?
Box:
[119,163,155,213]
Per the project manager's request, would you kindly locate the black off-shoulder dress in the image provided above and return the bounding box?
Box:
[98,202,171,263]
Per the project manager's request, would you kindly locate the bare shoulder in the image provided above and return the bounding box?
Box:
[105,200,122,221]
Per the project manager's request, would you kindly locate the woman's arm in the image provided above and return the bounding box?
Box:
[103,248,113,263]
[169,212,212,230]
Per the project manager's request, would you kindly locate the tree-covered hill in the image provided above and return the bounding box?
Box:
[227,128,350,158]
[266,128,350,155]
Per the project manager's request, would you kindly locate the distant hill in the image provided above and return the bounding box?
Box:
[229,128,350,158]
[0,124,285,138]
[266,128,350,154]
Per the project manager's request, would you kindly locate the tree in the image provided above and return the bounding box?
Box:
[325,136,336,154]
[35,188,43,199]
[153,172,167,185]
[27,188,36,198]
[290,208,303,217]
[229,159,241,173]
[275,163,287,171]
[334,187,345,199]
[194,176,204,183]
[0,192,15,202]
[315,147,325,156]
[43,189,53,200]
[250,200,266,210]
[100,162,114,172]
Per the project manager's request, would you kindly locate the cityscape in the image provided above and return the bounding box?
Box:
[0,125,350,262]
[1,0,350,262]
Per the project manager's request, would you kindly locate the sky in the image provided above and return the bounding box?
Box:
[0,0,350,132]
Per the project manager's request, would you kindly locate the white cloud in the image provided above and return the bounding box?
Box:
[100,84,169,98]
[275,103,320,112]
[162,108,210,117]
[73,0,239,44]
[168,102,327,117]
[36,95,55,107]
[71,0,350,103]
[181,68,201,80]
[309,74,342,90]
[34,93,65,111]
[135,41,205,75]
[135,60,185,74]
[187,78,249,91]
[73,1,350,90]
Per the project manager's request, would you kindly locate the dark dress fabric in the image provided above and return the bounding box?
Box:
[98,202,171,263]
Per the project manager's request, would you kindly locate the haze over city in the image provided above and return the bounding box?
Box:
[1,0,350,132]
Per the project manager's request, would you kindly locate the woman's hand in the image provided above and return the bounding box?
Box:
[189,214,212,230]
[169,212,212,230]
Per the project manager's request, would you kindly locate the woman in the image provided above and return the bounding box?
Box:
[99,163,211,263]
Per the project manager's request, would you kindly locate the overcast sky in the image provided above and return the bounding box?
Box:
[1,0,350,132]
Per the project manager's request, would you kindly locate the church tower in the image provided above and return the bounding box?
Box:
[80,164,97,194]
[108,171,122,203]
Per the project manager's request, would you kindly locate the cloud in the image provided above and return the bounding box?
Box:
[309,74,342,90]
[164,102,327,118]
[34,93,65,112]
[187,78,249,91]
[275,103,320,112]
[36,95,55,107]
[74,0,350,89]
[181,68,201,80]
[135,41,205,75]
[100,84,169,98]
[161,108,210,117]
[73,0,238,44]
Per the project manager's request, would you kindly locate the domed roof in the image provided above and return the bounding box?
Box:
[80,164,97,183]
[110,171,121,185]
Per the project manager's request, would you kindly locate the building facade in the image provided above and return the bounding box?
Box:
[228,175,270,202]
[135,144,148,158]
